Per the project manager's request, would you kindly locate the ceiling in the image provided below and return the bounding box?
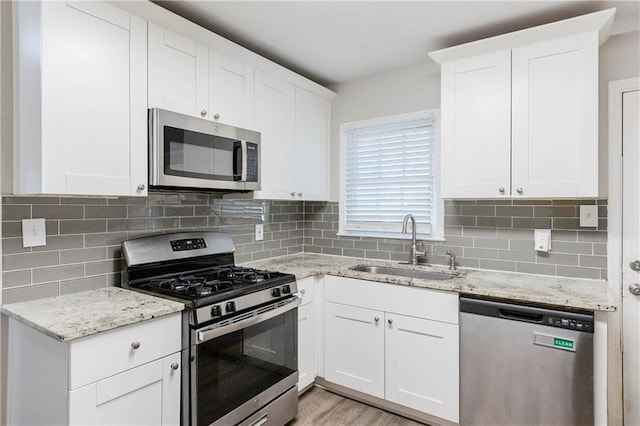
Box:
[154,1,640,87]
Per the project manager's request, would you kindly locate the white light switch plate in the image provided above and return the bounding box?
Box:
[255,223,264,241]
[22,218,47,247]
[579,205,598,227]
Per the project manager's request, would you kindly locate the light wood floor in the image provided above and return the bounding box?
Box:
[288,386,426,426]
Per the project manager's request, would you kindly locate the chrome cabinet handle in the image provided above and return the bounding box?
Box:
[300,289,306,295]
[374,316,380,322]
[213,113,220,121]
[131,341,140,350]
[499,187,505,193]
[630,260,640,272]
[170,362,179,371]
[137,184,145,191]
[290,192,296,197]
[297,192,303,197]
[630,283,640,296]
[387,318,393,325]
[201,110,207,117]
[516,187,523,194]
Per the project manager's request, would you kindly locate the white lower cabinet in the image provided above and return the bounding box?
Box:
[7,313,182,426]
[297,276,319,392]
[69,353,180,425]
[325,302,385,398]
[324,276,459,423]
[385,313,459,421]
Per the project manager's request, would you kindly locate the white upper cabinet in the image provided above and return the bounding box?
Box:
[511,33,599,198]
[440,50,512,198]
[253,75,332,201]
[295,88,331,201]
[148,23,255,129]
[209,51,255,129]
[148,22,209,118]
[253,70,297,200]
[13,0,148,196]
[431,9,615,199]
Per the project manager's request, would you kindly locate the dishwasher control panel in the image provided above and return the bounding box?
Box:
[547,316,592,332]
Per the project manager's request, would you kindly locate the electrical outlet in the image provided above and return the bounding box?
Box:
[22,218,47,247]
[579,205,598,227]
[255,224,264,241]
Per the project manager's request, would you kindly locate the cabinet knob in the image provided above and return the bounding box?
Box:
[170,362,179,371]
[131,341,141,350]
[201,110,207,118]
[516,187,523,194]
[137,184,145,191]
[387,318,393,325]
[297,192,303,197]
[300,289,306,295]
[499,187,505,193]
[213,113,220,121]
[374,316,380,322]
[630,283,640,296]
[290,192,296,197]
[630,260,640,272]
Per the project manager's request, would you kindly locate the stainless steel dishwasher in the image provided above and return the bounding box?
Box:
[460,297,594,426]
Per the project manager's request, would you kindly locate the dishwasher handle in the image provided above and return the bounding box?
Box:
[498,308,544,324]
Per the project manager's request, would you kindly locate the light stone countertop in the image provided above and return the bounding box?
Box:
[245,253,616,312]
[1,287,185,341]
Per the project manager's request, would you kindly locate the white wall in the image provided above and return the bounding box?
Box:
[599,31,640,197]
[327,62,441,201]
[328,30,640,202]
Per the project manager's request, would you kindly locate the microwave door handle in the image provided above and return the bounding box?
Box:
[240,140,248,181]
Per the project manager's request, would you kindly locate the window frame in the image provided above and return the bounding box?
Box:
[338,109,444,241]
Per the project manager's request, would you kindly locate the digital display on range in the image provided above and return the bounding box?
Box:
[170,238,207,251]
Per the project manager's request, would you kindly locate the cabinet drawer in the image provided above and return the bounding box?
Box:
[69,313,181,390]
[325,276,458,324]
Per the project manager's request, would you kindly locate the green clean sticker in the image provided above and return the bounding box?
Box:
[553,338,575,350]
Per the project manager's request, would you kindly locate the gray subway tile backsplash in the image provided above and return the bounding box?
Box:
[1,195,608,303]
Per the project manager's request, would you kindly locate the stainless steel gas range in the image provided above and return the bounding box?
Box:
[121,232,299,426]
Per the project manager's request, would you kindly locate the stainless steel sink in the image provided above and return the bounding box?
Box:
[350,265,457,280]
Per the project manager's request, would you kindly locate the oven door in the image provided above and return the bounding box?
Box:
[191,298,300,426]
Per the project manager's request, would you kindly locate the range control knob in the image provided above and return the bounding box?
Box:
[271,288,281,298]
[211,305,222,317]
[225,301,236,313]
[282,284,291,294]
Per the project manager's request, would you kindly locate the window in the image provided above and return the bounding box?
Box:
[339,110,442,239]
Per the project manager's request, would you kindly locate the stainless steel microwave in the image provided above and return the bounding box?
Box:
[149,108,260,192]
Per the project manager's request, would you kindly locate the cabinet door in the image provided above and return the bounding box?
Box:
[385,314,459,422]
[253,70,296,200]
[69,352,181,425]
[512,33,599,198]
[20,1,148,196]
[295,88,330,201]
[440,50,511,198]
[209,51,254,129]
[148,22,209,118]
[325,302,385,398]
[298,302,317,392]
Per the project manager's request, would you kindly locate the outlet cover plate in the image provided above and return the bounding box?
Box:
[255,223,264,241]
[22,218,47,247]
[579,205,598,227]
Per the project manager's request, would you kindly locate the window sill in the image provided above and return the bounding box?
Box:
[337,230,446,242]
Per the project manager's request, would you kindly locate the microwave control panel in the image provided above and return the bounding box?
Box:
[246,143,258,182]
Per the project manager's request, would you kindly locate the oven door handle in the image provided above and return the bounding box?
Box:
[196,297,300,343]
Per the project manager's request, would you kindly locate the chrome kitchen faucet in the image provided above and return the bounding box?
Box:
[401,214,426,265]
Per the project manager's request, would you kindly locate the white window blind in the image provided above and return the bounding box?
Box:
[342,111,438,236]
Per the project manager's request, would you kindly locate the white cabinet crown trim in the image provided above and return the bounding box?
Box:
[429,8,615,64]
